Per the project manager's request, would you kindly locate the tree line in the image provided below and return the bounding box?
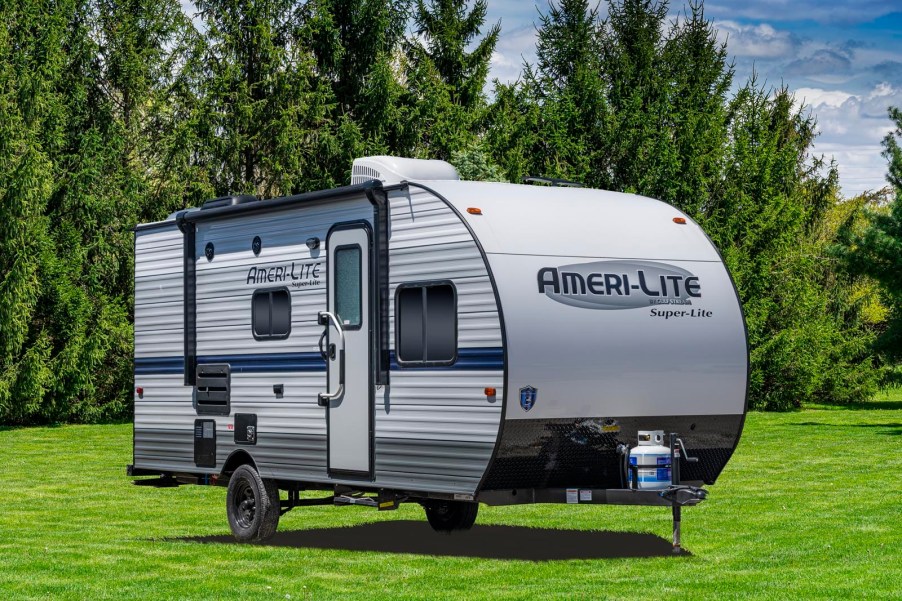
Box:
[1,0,900,424]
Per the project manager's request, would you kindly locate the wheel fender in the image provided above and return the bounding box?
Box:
[220,449,257,478]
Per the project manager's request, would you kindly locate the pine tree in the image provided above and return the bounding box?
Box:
[405,0,499,159]
[505,0,606,185]
[0,0,65,423]
[409,0,499,110]
[835,107,902,363]
[191,0,343,196]
[599,0,732,213]
[712,82,878,408]
[301,0,413,155]
[0,0,187,423]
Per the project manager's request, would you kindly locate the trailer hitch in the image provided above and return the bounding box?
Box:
[659,485,707,506]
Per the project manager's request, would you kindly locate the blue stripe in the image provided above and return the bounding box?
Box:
[198,352,326,373]
[135,357,185,375]
[134,347,504,375]
[389,347,504,371]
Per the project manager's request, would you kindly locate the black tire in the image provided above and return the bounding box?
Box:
[226,464,280,542]
[423,500,479,533]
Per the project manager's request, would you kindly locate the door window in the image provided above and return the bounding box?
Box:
[334,245,362,328]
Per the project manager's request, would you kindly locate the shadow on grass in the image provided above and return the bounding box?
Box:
[173,520,684,560]
[791,421,901,435]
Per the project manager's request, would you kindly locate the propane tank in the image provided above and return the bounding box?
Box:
[629,430,673,490]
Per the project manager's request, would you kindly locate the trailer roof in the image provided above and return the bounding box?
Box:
[417,180,722,263]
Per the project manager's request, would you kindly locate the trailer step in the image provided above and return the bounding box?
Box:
[334,495,379,507]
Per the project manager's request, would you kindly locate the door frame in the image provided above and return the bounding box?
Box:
[325,220,375,480]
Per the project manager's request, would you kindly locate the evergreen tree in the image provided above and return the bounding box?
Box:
[302,0,413,155]
[599,0,732,214]
[835,107,902,363]
[191,0,343,196]
[483,80,542,182]
[305,0,408,113]
[0,0,188,423]
[712,82,877,408]
[0,0,64,423]
[451,142,505,181]
[503,0,606,184]
[405,0,499,159]
[409,0,499,111]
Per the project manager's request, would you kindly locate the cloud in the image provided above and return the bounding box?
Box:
[703,1,898,25]
[872,60,902,83]
[798,83,902,195]
[715,20,801,59]
[785,49,853,77]
[488,23,537,84]
[794,88,856,108]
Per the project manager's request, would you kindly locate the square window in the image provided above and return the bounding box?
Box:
[396,283,457,365]
[252,289,291,340]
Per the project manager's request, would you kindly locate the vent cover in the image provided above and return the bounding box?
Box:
[351,164,381,185]
[351,156,460,185]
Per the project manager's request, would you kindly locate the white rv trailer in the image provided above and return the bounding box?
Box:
[130,156,748,547]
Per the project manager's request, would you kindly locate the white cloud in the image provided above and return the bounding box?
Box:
[795,88,856,108]
[800,83,901,195]
[715,20,800,59]
[488,23,537,84]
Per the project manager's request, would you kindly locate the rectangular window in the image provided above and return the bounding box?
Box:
[252,288,291,340]
[334,245,362,328]
[396,282,457,365]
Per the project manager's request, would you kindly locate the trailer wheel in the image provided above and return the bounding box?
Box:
[423,500,478,533]
[226,465,280,542]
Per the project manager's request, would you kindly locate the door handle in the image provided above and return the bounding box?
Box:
[317,311,345,406]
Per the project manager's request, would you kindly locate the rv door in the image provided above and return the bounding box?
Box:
[320,223,374,479]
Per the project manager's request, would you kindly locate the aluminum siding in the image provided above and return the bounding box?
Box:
[133,190,504,496]
[375,187,503,494]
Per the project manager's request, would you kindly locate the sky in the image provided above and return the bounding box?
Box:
[484,1,902,197]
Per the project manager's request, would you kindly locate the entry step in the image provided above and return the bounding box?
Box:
[334,495,378,507]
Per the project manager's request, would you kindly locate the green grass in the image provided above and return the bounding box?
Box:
[2,397,900,600]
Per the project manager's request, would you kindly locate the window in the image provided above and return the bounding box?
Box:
[252,288,291,340]
[396,283,457,365]
[334,245,362,328]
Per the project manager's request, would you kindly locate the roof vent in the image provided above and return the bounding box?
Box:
[351,156,460,185]
[201,195,258,210]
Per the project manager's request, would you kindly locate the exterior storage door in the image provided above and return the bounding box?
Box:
[322,224,373,478]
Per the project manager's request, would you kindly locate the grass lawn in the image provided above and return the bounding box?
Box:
[1,397,900,600]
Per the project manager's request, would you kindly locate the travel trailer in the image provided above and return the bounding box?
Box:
[130,156,748,549]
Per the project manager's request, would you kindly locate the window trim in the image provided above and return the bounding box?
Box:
[394,280,458,368]
[251,287,292,341]
[332,243,364,332]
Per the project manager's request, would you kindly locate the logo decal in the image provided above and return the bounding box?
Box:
[537,260,702,310]
[520,386,537,411]
[246,261,322,289]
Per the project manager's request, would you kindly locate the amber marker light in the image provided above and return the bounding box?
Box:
[467,207,483,215]
[484,387,496,397]
[673,217,687,224]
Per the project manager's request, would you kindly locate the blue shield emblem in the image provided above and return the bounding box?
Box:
[520,386,537,411]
